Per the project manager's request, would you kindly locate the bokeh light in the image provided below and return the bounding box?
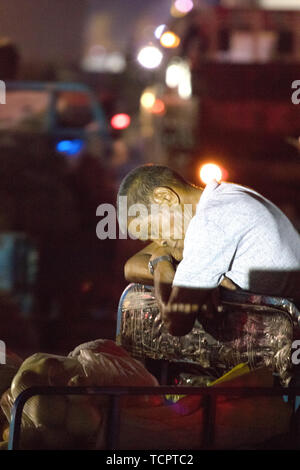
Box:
[56,139,84,156]
[174,0,194,13]
[160,32,181,49]
[170,4,186,17]
[166,59,192,99]
[151,99,166,115]
[200,163,223,185]
[137,46,163,69]
[260,0,300,9]
[178,75,192,99]
[166,63,181,88]
[140,90,166,115]
[110,113,131,130]
[154,24,166,39]
[140,90,156,109]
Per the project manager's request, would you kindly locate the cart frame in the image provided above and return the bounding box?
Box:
[7,384,300,450]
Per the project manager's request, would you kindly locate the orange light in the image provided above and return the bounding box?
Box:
[160,31,181,49]
[151,99,166,115]
[200,163,224,185]
[111,113,131,130]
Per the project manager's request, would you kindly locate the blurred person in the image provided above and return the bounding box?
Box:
[35,150,118,350]
[110,137,142,186]
[181,12,210,67]
[0,38,20,80]
[118,164,300,337]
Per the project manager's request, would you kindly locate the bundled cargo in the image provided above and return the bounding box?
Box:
[117,284,298,387]
[0,281,298,450]
[0,339,160,450]
[0,340,294,449]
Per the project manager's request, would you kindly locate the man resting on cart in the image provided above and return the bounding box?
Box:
[118,164,300,337]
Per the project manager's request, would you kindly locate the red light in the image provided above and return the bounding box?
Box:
[110,113,131,130]
[151,99,165,115]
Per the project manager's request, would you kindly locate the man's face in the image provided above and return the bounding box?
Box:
[128,202,193,261]
[150,204,186,261]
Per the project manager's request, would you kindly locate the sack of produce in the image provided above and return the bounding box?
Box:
[0,339,160,449]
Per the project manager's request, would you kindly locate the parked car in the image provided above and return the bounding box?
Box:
[0,82,116,351]
[0,80,111,158]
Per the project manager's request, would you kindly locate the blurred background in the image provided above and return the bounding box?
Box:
[0,0,300,358]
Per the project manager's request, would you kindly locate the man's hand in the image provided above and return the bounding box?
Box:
[159,285,220,337]
[152,256,175,312]
[161,300,199,336]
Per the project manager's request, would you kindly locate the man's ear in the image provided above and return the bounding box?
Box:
[152,186,180,206]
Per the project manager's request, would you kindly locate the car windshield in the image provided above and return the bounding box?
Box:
[0,89,97,132]
[55,91,95,129]
[0,90,50,131]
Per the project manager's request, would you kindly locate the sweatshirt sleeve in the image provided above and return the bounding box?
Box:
[172,215,238,289]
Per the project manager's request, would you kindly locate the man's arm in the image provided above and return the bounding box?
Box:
[124,242,175,286]
[158,274,238,336]
[161,284,216,336]
[156,272,236,337]
[125,242,236,336]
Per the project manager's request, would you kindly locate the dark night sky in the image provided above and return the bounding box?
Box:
[0,0,87,62]
[0,0,171,64]
[88,0,171,50]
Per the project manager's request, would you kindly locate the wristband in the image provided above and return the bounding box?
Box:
[148,255,173,276]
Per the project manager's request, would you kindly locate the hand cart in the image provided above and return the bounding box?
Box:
[7,283,300,450]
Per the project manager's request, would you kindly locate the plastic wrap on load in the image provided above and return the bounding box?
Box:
[117,284,297,386]
[0,350,23,440]
[68,338,159,388]
[0,339,161,449]
[0,350,22,396]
